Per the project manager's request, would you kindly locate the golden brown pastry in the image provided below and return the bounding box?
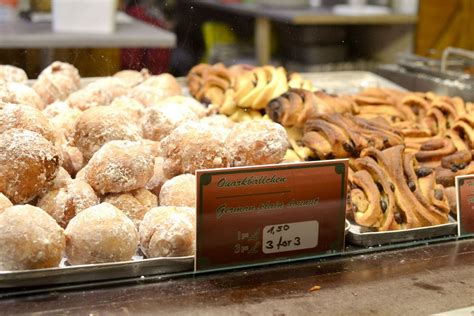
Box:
[159,174,196,208]
[33,62,80,104]
[67,77,127,111]
[0,65,28,83]
[139,206,195,258]
[109,96,146,123]
[160,121,230,178]
[113,68,150,88]
[0,82,45,110]
[0,129,61,204]
[128,74,182,107]
[145,156,168,196]
[103,188,158,227]
[65,202,138,265]
[83,140,154,194]
[226,120,289,166]
[37,179,99,228]
[0,205,65,270]
[72,106,142,161]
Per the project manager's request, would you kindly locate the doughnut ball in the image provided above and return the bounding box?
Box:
[37,179,99,228]
[0,129,61,204]
[33,72,79,105]
[0,102,56,143]
[145,157,168,196]
[139,206,195,258]
[103,188,157,226]
[0,193,12,214]
[226,120,289,166]
[141,102,198,141]
[128,74,182,107]
[43,102,82,143]
[43,101,72,118]
[0,205,65,270]
[65,203,138,265]
[113,69,150,88]
[110,96,145,122]
[38,61,81,88]
[0,82,45,110]
[0,65,28,83]
[61,146,84,177]
[84,140,154,194]
[141,139,161,157]
[159,174,196,208]
[161,121,230,178]
[72,106,142,161]
[158,96,207,118]
[67,77,127,111]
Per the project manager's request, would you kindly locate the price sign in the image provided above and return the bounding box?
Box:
[456,175,474,237]
[195,160,348,271]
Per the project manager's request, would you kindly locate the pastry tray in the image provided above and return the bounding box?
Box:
[0,256,193,289]
[347,217,458,248]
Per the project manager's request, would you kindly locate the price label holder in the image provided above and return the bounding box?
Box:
[195,160,348,272]
[456,175,474,237]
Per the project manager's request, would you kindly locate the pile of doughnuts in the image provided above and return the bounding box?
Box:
[0,62,291,271]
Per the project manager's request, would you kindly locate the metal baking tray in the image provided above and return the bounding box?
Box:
[0,256,194,289]
[347,217,458,248]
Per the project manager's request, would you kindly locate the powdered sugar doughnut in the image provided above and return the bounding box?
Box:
[0,102,56,143]
[161,121,230,178]
[50,166,72,190]
[37,179,99,228]
[33,72,79,105]
[145,157,168,196]
[44,103,82,143]
[128,74,182,107]
[103,188,157,226]
[0,65,28,83]
[0,205,65,270]
[38,61,80,88]
[141,139,161,158]
[158,96,207,118]
[72,106,142,161]
[113,69,150,88]
[67,77,127,111]
[0,193,12,214]
[65,202,138,265]
[159,174,196,208]
[139,206,195,258]
[0,129,61,204]
[110,96,145,122]
[226,120,289,166]
[0,82,45,110]
[141,102,198,141]
[84,140,154,194]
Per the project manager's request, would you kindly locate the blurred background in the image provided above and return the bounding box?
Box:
[0,0,472,78]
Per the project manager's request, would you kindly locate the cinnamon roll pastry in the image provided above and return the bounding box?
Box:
[361,146,448,228]
[451,118,474,149]
[349,170,384,228]
[400,94,430,119]
[415,138,456,164]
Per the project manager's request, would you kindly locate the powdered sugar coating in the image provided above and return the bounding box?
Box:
[159,174,196,208]
[84,140,154,194]
[0,193,12,214]
[145,157,168,196]
[67,77,127,111]
[43,101,75,118]
[33,74,78,105]
[139,206,195,258]
[72,106,142,161]
[65,202,138,265]
[141,102,198,141]
[0,65,28,84]
[110,96,145,122]
[46,104,82,143]
[38,61,80,88]
[0,205,65,271]
[0,129,61,204]
[158,96,207,118]
[113,69,150,88]
[128,74,182,107]
[37,179,99,228]
[227,120,289,166]
[103,188,157,227]
[50,166,72,190]
[200,114,235,129]
[160,121,230,178]
[0,102,56,143]
[61,145,84,176]
[0,82,45,110]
